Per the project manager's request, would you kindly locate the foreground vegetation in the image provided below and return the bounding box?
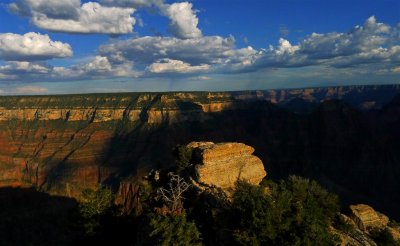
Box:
[1,148,399,246]
[1,176,399,245]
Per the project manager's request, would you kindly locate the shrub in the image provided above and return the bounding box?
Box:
[369,228,400,246]
[174,145,193,173]
[79,185,114,235]
[231,176,339,245]
[143,213,202,246]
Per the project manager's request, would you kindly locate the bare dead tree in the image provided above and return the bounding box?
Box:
[157,173,191,214]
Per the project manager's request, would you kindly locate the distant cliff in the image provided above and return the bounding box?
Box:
[0,84,399,122]
[0,84,399,220]
[0,93,235,123]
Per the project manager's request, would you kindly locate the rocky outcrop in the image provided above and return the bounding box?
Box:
[344,204,400,243]
[332,226,377,246]
[389,227,400,241]
[115,181,141,215]
[187,142,266,190]
[200,102,235,113]
[350,204,389,231]
[332,206,400,246]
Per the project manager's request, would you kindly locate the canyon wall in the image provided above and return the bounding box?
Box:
[0,85,400,220]
[0,92,242,196]
[1,84,399,122]
[0,95,235,123]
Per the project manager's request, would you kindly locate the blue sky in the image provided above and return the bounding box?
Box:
[0,0,399,94]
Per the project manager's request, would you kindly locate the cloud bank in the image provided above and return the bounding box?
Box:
[1,0,399,89]
[9,0,135,34]
[98,0,202,39]
[95,16,399,77]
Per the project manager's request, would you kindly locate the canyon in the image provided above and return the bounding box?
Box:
[0,84,399,220]
[1,84,399,122]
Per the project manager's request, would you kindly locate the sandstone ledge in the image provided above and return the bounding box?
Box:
[350,204,389,231]
[187,142,267,190]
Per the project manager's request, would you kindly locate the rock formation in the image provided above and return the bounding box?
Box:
[331,205,400,246]
[187,142,267,190]
[332,224,377,246]
[350,204,389,231]
[337,204,400,243]
[115,181,141,215]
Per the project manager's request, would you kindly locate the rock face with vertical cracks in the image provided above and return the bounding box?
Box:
[188,142,267,190]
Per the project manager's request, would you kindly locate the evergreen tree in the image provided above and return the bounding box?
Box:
[142,213,202,246]
[174,145,193,173]
[79,185,114,235]
[231,177,339,246]
[137,173,202,245]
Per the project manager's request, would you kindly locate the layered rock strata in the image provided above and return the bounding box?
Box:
[333,205,400,245]
[188,142,267,189]
[332,204,400,244]
[350,204,389,231]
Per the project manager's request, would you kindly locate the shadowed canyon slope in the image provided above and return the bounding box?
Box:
[0,84,400,219]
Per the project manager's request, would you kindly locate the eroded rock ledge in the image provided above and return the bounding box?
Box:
[0,103,233,123]
[187,141,267,190]
[334,204,400,245]
[350,204,389,231]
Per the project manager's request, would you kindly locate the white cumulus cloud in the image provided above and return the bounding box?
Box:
[82,56,113,74]
[300,16,392,60]
[9,0,81,19]
[0,56,138,82]
[162,2,202,39]
[50,56,137,79]
[275,38,300,55]
[0,32,72,61]
[99,35,261,75]
[9,1,135,35]
[99,35,235,65]
[1,61,50,73]
[147,59,209,73]
[251,16,400,70]
[1,14,399,83]
[98,0,202,39]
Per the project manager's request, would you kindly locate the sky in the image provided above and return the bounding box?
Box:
[0,0,399,95]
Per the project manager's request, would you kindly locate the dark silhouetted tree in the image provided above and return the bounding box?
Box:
[79,185,114,235]
[231,176,339,245]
